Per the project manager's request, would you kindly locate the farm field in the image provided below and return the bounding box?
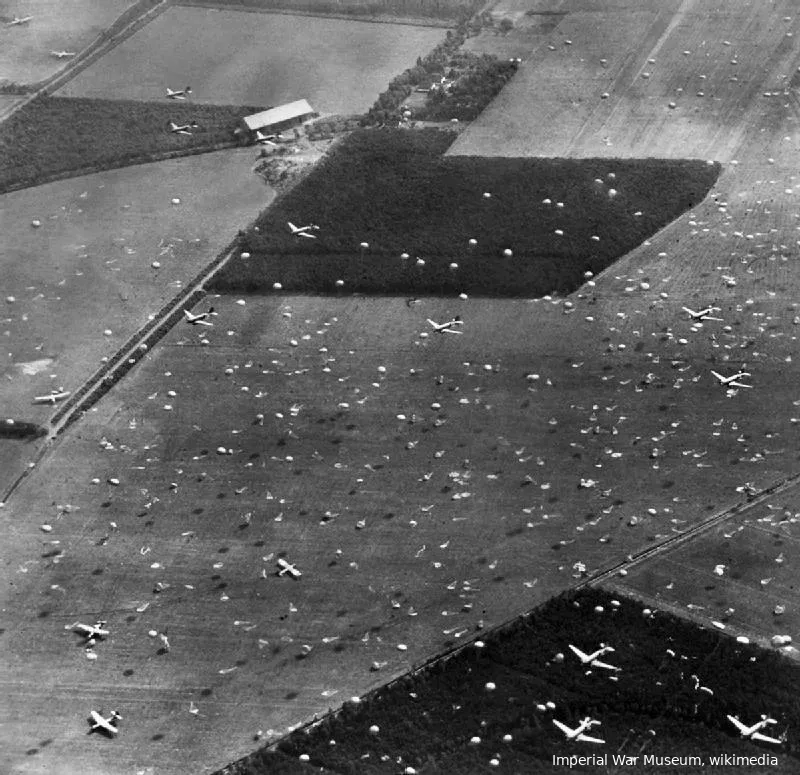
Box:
[0,96,262,192]
[6,248,800,774]
[56,5,446,114]
[604,485,800,658]
[242,588,800,774]
[0,0,137,85]
[0,146,272,498]
[449,0,800,160]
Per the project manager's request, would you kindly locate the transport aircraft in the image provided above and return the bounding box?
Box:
[727,714,782,744]
[277,558,302,578]
[33,389,69,404]
[168,121,197,135]
[184,307,215,326]
[427,317,463,334]
[683,305,722,321]
[568,643,619,670]
[287,221,319,238]
[711,369,751,388]
[89,710,122,736]
[50,50,76,58]
[166,86,191,100]
[553,717,605,743]
[74,621,110,642]
[6,15,32,25]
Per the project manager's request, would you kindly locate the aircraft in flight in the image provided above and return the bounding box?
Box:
[427,317,463,334]
[6,15,32,26]
[277,558,301,578]
[568,643,619,670]
[50,50,76,58]
[89,710,122,736]
[553,717,605,744]
[683,305,722,321]
[287,221,319,238]
[168,121,198,135]
[166,86,192,100]
[33,389,70,405]
[711,369,752,389]
[727,714,783,744]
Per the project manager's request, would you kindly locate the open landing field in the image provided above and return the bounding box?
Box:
[0,147,272,498]
[6,252,800,773]
[55,5,445,114]
[0,0,137,85]
[449,0,800,160]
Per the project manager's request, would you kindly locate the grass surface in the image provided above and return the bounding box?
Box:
[222,588,800,774]
[0,96,260,192]
[212,128,720,297]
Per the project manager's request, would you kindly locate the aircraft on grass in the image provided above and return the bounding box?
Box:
[6,15,32,26]
[166,86,191,100]
[277,558,301,578]
[89,710,122,736]
[727,714,783,744]
[427,317,463,334]
[255,131,279,145]
[287,221,319,238]
[683,306,722,321]
[568,643,619,670]
[33,389,70,405]
[711,370,752,389]
[74,621,110,642]
[168,121,198,135]
[553,717,605,744]
[184,307,215,326]
[50,50,76,58]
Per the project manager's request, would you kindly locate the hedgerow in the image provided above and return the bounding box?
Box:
[210,128,721,298]
[0,96,262,192]
[216,588,800,774]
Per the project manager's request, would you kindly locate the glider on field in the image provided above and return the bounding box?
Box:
[6,15,32,25]
[168,121,198,135]
[255,131,279,146]
[74,621,110,643]
[727,714,783,744]
[553,717,605,744]
[427,317,463,334]
[287,221,319,238]
[277,558,302,578]
[33,389,70,405]
[183,307,215,326]
[711,369,752,389]
[166,86,192,100]
[568,643,619,670]
[89,709,122,736]
[683,305,722,321]
[50,50,76,58]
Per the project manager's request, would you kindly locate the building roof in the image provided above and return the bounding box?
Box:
[243,100,315,131]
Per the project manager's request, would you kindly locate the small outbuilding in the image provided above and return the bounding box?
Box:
[242,99,317,139]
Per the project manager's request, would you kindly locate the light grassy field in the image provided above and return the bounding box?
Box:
[55,5,446,114]
[449,0,800,160]
[0,147,272,497]
[0,0,137,85]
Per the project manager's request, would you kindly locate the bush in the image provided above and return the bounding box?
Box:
[210,128,721,298]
